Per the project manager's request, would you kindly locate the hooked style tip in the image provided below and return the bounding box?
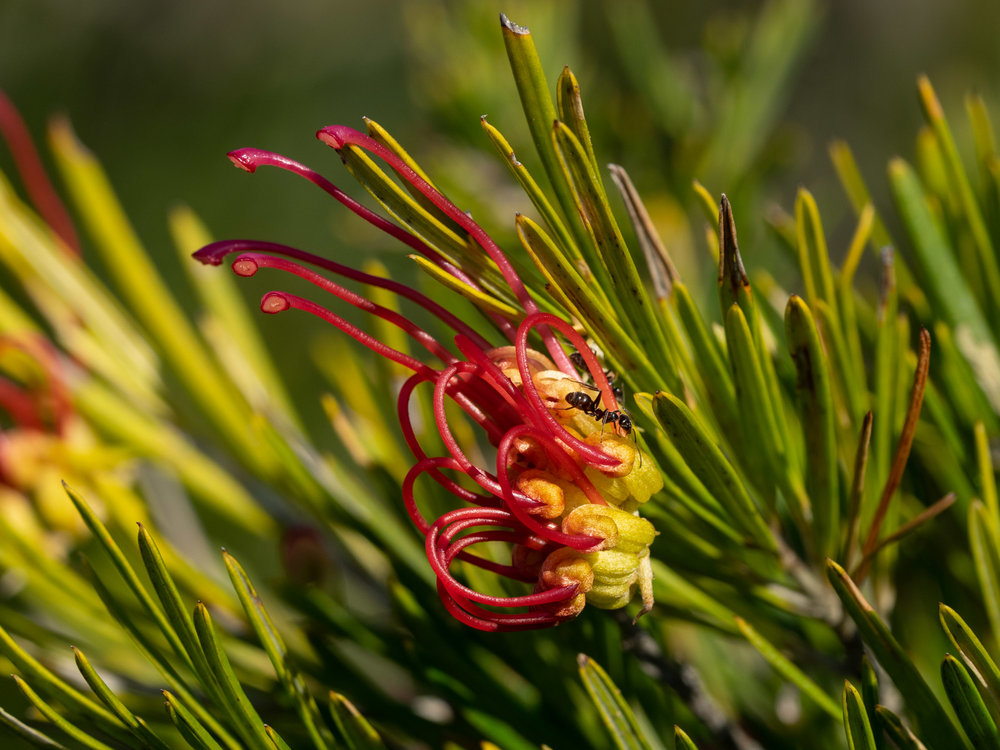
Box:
[316,125,348,150]
[191,240,231,266]
[227,149,259,173]
[261,292,291,314]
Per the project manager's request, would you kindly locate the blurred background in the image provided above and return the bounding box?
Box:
[1,0,999,420]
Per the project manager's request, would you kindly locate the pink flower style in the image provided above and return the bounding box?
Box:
[195,125,661,631]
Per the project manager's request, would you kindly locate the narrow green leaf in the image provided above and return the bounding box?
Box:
[888,157,1000,411]
[859,656,882,750]
[941,654,1000,749]
[607,164,678,301]
[73,646,171,750]
[785,295,838,558]
[673,726,699,750]
[12,675,113,750]
[814,298,867,426]
[266,725,294,750]
[917,76,1000,317]
[136,524,222,701]
[0,705,67,748]
[557,66,600,178]
[671,281,737,429]
[870,249,898,513]
[829,141,892,250]
[874,706,928,750]
[480,116,580,264]
[976,422,1000,523]
[83,559,241,750]
[735,617,840,718]
[192,602,273,750]
[843,681,877,750]
[515,213,660,389]
[329,691,386,750]
[363,116,455,226]
[577,654,652,750]
[651,391,776,552]
[223,551,332,750]
[0,621,118,731]
[828,140,929,317]
[500,13,590,253]
[827,561,970,749]
[551,120,677,387]
[795,189,838,318]
[970,502,1000,646]
[726,303,806,524]
[967,93,997,168]
[407,255,522,320]
[163,690,226,750]
[336,144,466,265]
[940,604,1000,729]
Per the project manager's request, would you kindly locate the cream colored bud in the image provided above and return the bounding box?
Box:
[539,547,594,593]
[515,469,565,519]
[583,432,635,477]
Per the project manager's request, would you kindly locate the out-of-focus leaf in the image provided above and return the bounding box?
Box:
[874,706,928,750]
[163,690,225,750]
[193,602,274,750]
[735,617,840,718]
[652,391,776,552]
[941,654,1000,749]
[48,118,273,471]
[970,501,1000,646]
[889,157,1000,412]
[12,675,114,750]
[0,623,118,733]
[917,76,1000,318]
[72,646,170,750]
[785,295,838,558]
[842,681,877,750]
[827,561,970,749]
[940,604,1000,729]
[329,692,387,750]
[224,551,332,750]
[673,725,699,750]
[0,705,67,748]
[577,654,653,750]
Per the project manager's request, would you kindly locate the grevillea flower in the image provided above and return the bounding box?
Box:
[195,125,662,631]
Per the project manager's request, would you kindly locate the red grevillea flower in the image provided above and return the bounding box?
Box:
[194,125,662,631]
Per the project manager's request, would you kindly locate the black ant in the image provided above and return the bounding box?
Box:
[569,351,623,402]
[562,388,632,437]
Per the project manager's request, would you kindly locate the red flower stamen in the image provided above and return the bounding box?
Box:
[196,239,492,351]
[316,125,574,373]
[233,252,459,365]
[198,121,659,630]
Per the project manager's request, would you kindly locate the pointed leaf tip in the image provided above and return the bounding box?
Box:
[718,194,747,292]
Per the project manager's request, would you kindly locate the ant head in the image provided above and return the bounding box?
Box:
[617,414,632,434]
[612,385,623,401]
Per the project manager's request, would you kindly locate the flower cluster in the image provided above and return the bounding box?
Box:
[195,125,662,631]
